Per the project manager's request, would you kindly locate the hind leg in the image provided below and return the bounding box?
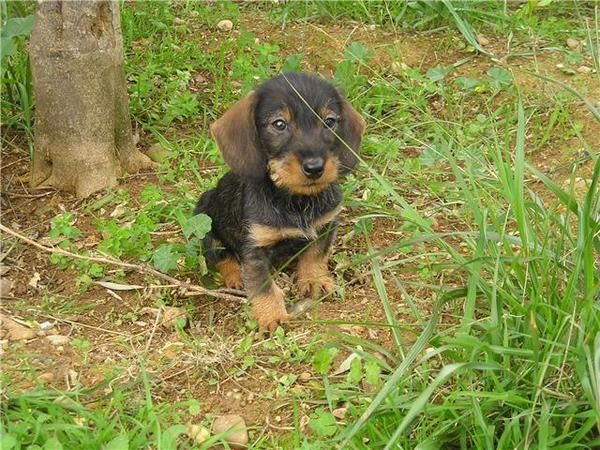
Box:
[203,232,243,290]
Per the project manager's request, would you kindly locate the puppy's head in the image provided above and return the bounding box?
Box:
[210,73,366,195]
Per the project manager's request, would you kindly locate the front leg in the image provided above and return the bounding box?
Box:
[242,246,289,332]
[296,222,337,298]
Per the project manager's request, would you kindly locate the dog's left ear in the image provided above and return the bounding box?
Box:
[210,91,265,178]
[338,101,366,174]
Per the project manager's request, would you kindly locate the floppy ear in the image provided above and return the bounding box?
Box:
[338,100,366,174]
[210,91,265,178]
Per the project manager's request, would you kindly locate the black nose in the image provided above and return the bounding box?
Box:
[302,157,325,179]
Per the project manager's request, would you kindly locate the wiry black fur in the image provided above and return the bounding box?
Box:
[195,172,341,273]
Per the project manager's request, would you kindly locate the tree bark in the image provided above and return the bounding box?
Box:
[29,0,155,198]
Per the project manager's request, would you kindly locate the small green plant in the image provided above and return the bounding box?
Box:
[71,338,91,364]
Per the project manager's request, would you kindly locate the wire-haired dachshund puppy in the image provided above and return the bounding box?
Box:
[195,72,366,331]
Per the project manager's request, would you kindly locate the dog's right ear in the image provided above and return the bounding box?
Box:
[210,91,265,178]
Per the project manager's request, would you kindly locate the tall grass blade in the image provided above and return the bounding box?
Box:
[383,362,500,450]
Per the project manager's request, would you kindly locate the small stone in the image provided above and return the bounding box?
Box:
[161,307,188,329]
[28,272,41,289]
[67,369,78,387]
[476,34,489,46]
[73,416,86,426]
[216,19,233,32]
[300,414,310,429]
[46,335,70,346]
[55,345,64,354]
[577,65,592,74]
[556,63,576,75]
[37,372,55,384]
[173,17,185,25]
[333,407,347,419]
[109,204,128,218]
[213,415,248,449]
[299,371,311,382]
[566,38,580,49]
[146,143,170,163]
[39,321,55,330]
[186,424,210,444]
[0,314,36,341]
[0,278,13,298]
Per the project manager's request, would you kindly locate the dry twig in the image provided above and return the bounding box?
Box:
[0,223,246,302]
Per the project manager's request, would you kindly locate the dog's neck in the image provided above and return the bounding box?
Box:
[245,175,342,228]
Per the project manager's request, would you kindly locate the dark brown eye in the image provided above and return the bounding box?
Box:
[272,119,287,131]
[324,117,337,128]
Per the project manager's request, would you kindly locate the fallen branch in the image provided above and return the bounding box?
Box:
[0,223,246,303]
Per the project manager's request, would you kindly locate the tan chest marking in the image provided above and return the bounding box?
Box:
[249,206,341,248]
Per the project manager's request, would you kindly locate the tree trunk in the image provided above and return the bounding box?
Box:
[29,0,155,198]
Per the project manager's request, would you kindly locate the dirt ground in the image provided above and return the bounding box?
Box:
[1,12,598,441]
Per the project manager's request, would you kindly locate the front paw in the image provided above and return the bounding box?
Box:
[297,275,335,298]
[251,285,289,332]
[216,257,243,290]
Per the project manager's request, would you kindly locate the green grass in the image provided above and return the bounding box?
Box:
[1,0,598,449]
[1,1,35,155]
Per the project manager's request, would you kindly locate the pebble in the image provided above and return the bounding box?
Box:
[333,407,347,419]
[577,66,592,74]
[146,143,170,163]
[67,369,78,387]
[46,335,70,346]
[298,371,311,382]
[566,38,580,49]
[186,424,210,444]
[37,372,55,384]
[39,321,55,330]
[0,278,13,298]
[300,414,310,429]
[213,415,248,449]
[477,34,490,46]
[0,314,36,341]
[217,19,233,32]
